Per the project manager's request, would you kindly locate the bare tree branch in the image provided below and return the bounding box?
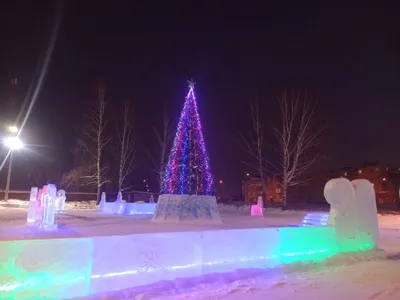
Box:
[114,100,136,191]
[239,97,268,197]
[80,85,110,203]
[150,109,174,192]
[275,90,323,209]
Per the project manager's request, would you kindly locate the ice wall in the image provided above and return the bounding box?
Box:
[0,226,342,299]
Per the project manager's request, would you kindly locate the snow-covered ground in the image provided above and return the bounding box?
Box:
[1,202,400,299]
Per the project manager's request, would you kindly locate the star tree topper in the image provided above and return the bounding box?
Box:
[187,79,196,90]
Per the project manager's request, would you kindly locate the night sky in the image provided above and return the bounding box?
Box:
[0,1,399,196]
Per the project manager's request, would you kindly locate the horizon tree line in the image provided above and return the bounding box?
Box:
[53,84,322,207]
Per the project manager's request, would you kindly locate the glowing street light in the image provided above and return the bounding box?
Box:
[4,136,23,150]
[3,135,23,201]
[8,125,18,134]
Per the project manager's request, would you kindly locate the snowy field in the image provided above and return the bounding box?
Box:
[1,202,400,299]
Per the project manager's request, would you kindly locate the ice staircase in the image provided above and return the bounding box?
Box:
[301,212,329,226]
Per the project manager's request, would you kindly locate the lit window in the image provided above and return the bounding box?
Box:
[344,172,347,176]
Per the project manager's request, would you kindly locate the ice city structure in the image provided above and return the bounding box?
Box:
[0,176,379,299]
[98,192,157,215]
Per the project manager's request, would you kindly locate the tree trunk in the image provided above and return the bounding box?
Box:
[282,181,287,210]
[97,185,101,205]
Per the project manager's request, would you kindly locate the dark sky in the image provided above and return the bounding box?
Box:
[0,1,399,195]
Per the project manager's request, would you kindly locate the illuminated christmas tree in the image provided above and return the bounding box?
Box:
[162,80,213,195]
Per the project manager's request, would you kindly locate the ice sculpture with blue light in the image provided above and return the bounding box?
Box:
[99,192,156,215]
[55,189,66,214]
[27,185,59,230]
[27,187,38,225]
[115,192,125,215]
[124,202,156,215]
[40,184,58,231]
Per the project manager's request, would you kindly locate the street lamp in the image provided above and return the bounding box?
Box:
[3,128,23,201]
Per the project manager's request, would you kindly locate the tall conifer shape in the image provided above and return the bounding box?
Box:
[163,80,213,195]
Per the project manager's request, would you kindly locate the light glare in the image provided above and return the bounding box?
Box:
[4,137,23,150]
[8,126,18,133]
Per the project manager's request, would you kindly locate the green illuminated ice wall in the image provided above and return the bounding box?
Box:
[0,226,374,299]
[0,238,93,299]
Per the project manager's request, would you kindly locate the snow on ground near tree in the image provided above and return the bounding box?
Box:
[1,203,400,299]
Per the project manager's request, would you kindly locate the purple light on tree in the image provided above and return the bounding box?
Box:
[163,80,213,195]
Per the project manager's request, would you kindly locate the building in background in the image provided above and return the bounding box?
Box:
[242,177,282,204]
[329,163,400,205]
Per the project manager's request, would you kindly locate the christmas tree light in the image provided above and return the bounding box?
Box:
[163,80,213,195]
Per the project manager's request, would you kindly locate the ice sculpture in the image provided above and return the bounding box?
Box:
[55,189,66,214]
[251,196,264,216]
[152,194,222,223]
[115,191,125,214]
[324,177,379,250]
[352,179,379,248]
[149,194,154,203]
[27,187,38,225]
[40,184,58,231]
[35,187,46,222]
[99,192,106,211]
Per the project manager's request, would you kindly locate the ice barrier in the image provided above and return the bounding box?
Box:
[99,192,156,215]
[0,226,341,299]
[0,178,378,298]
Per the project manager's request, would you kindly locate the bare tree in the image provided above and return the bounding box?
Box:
[81,85,110,203]
[60,166,85,189]
[151,110,174,192]
[114,100,136,191]
[275,91,323,209]
[239,97,267,198]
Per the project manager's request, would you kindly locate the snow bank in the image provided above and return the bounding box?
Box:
[0,199,29,207]
[65,200,97,210]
